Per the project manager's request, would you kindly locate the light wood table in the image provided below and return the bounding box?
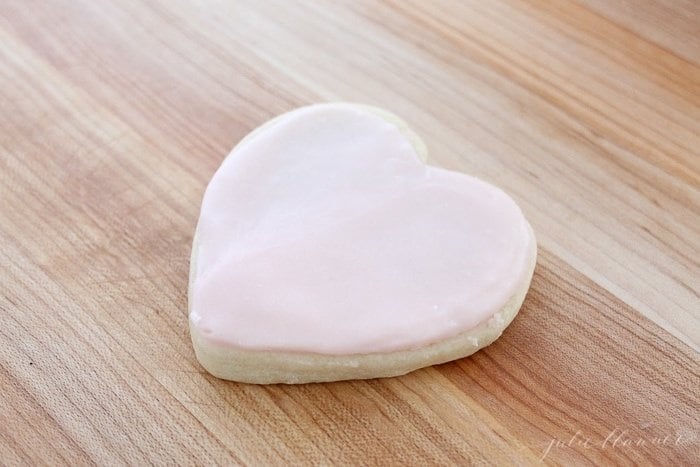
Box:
[1,1,698,465]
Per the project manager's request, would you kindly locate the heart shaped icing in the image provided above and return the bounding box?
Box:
[189,103,536,379]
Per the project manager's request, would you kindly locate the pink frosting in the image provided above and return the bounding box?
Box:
[190,104,535,355]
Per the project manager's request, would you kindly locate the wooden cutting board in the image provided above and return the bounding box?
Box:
[1,1,698,464]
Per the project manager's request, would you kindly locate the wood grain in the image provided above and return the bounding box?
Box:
[1,0,698,465]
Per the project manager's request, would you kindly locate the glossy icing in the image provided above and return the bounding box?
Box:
[190,104,535,354]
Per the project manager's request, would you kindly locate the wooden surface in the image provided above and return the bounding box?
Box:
[1,0,698,465]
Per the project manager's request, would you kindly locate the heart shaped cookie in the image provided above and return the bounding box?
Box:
[189,103,537,384]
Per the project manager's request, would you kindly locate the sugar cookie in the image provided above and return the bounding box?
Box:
[189,103,537,383]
